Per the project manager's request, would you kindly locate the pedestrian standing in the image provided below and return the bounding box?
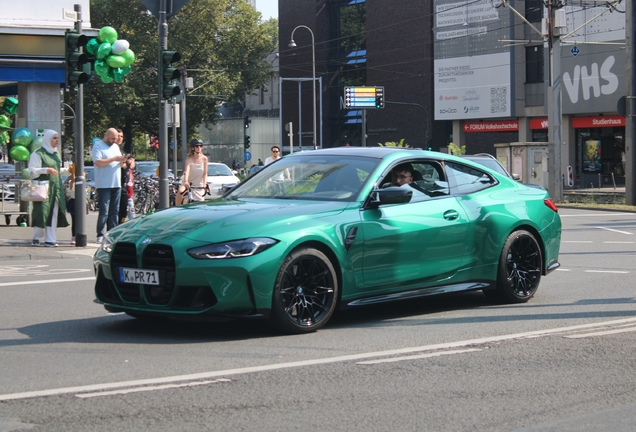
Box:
[119,155,135,223]
[92,127,126,243]
[28,129,69,247]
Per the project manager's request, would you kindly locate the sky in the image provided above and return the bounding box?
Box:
[254,0,278,20]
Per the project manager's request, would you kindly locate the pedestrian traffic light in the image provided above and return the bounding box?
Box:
[160,49,181,99]
[244,115,250,128]
[375,94,384,109]
[244,135,251,149]
[65,29,89,88]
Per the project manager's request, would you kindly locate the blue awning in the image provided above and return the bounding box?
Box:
[0,66,65,84]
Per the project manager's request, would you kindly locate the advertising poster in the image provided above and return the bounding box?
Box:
[583,140,601,172]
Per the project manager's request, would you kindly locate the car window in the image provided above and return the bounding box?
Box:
[379,160,450,202]
[137,163,158,173]
[445,161,496,195]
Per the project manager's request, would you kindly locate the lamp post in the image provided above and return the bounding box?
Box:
[288,25,317,150]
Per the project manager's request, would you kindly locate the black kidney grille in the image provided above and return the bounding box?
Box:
[111,242,140,302]
[142,245,176,305]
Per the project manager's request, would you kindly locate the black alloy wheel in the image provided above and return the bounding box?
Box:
[485,230,542,303]
[271,248,338,334]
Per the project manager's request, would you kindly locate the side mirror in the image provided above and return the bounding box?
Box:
[511,173,521,181]
[367,186,412,209]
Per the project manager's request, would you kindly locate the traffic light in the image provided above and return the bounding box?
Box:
[65,29,89,88]
[244,135,251,149]
[375,94,384,109]
[160,49,181,99]
[244,115,250,128]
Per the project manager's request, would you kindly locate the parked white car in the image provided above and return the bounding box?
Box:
[206,162,240,197]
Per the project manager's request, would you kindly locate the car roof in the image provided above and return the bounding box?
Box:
[287,147,429,159]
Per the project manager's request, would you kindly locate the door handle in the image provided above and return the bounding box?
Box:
[443,210,459,221]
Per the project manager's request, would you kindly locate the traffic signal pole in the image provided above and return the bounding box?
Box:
[73,3,87,247]
[158,0,169,209]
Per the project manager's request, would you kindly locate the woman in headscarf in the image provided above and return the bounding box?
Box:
[28,129,69,247]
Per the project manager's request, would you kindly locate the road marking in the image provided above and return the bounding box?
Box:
[555,268,571,271]
[603,241,635,244]
[584,270,630,274]
[76,379,231,398]
[564,326,636,339]
[3,317,636,402]
[597,226,633,235]
[356,348,481,365]
[562,241,593,243]
[560,213,635,217]
[0,277,95,287]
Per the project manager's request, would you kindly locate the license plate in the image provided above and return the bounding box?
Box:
[119,267,160,285]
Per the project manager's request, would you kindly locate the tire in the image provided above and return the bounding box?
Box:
[485,230,542,303]
[270,248,338,334]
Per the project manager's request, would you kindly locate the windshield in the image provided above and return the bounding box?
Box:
[208,164,233,176]
[228,155,378,201]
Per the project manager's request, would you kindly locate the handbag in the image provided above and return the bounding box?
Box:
[20,180,49,202]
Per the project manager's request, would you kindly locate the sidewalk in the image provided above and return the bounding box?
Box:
[0,201,101,260]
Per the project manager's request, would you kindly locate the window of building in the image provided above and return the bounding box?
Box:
[525,1,542,23]
[525,45,544,84]
[260,88,265,105]
[339,2,366,53]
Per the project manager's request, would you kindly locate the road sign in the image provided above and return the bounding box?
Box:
[62,8,77,21]
[244,151,252,161]
[140,0,190,19]
[344,86,384,109]
[570,46,580,57]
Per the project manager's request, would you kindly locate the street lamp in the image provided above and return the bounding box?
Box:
[288,25,317,150]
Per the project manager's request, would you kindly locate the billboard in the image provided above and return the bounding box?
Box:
[560,5,626,114]
[433,0,512,121]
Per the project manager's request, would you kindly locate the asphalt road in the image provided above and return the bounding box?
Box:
[0,208,635,431]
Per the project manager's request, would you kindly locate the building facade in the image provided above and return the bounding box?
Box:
[279,0,627,189]
[0,0,92,148]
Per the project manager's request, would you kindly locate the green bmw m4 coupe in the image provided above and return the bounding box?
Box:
[94,147,561,334]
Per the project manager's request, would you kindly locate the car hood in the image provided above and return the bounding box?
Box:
[113,198,349,244]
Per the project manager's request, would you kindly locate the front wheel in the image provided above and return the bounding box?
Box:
[485,230,542,303]
[270,248,338,334]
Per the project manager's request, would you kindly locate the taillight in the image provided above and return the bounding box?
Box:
[544,198,558,213]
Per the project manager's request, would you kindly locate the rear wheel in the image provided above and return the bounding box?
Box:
[484,230,542,303]
[270,248,338,334]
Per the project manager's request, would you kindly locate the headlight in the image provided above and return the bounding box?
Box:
[188,238,278,259]
[101,233,114,253]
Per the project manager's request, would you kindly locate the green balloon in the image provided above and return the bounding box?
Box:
[30,135,42,153]
[11,128,33,147]
[0,131,9,144]
[86,38,100,56]
[106,55,126,69]
[21,168,31,179]
[100,68,115,83]
[94,60,109,77]
[113,68,125,83]
[97,42,112,60]
[98,26,118,44]
[10,145,30,162]
[120,49,135,67]
[121,65,132,76]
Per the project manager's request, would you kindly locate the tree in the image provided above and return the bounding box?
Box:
[68,0,277,156]
[379,139,409,148]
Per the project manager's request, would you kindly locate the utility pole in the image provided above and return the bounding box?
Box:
[627,1,636,205]
[547,1,564,201]
[73,3,87,247]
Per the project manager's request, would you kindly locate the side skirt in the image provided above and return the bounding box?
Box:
[344,281,493,308]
